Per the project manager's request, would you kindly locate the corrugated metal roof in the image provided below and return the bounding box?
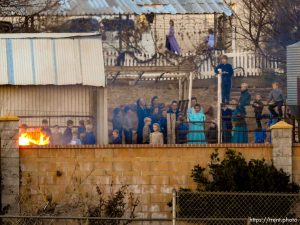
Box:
[287,41,300,106]
[45,0,232,16]
[0,33,105,87]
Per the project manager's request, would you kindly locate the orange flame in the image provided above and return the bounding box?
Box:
[19,129,50,146]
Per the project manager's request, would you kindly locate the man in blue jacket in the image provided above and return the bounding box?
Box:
[215,55,234,104]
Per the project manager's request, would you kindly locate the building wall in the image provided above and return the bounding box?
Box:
[0,85,97,127]
[20,144,272,218]
[292,144,300,183]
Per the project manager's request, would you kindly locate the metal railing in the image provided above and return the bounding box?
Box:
[18,115,95,129]
[175,121,217,144]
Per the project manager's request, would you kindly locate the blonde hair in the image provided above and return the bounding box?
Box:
[153,123,160,131]
[144,117,152,123]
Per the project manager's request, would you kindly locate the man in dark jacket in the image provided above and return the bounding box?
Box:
[237,83,251,115]
[215,55,234,104]
[252,94,264,128]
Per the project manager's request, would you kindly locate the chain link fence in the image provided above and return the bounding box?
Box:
[175,191,300,225]
[1,191,300,225]
[0,216,171,225]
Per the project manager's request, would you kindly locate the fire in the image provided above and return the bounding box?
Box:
[19,129,50,146]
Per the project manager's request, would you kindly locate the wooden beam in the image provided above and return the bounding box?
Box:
[105,65,195,74]
[110,71,120,84]
[155,73,165,83]
[134,72,145,85]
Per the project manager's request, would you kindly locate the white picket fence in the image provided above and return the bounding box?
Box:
[104,50,281,79]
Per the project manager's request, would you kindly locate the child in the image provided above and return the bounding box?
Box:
[83,124,96,144]
[252,94,264,129]
[79,132,86,144]
[206,28,215,49]
[215,55,234,104]
[176,115,189,144]
[41,119,52,137]
[70,131,82,145]
[51,125,63,145]
[238,83,251,115]
[221,104,233,143]
[112,107,123,139]
[268,82,285,120]
[63,120,74,144]
[78,120,86,139]
[112,130,122,144]
[143,117,152,144]
[206,122,218,144]
[150,123,164,145]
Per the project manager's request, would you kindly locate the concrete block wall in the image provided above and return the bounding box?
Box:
[20,144,272,218]
[0,116,20,214]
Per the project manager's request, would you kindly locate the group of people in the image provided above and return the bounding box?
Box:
[112,97,169,144]
[217,54,285,143]
[111,96,212,145]
[166,19,215,55]
[20,119,97,145]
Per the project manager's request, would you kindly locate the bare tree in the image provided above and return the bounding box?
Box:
[0,0,63,32]
[229,0,300,61]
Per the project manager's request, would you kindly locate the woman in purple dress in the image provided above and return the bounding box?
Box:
[167,20,181,55]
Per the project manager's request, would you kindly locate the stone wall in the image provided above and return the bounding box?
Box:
[20,144,272,218]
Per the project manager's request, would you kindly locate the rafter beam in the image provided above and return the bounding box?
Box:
[105,65,195,74]
[110,71,120,84]
[155,73,166,83]
[134,72,145,85]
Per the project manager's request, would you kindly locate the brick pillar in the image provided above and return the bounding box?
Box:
[0,115,19,214]
[271,121,293,179]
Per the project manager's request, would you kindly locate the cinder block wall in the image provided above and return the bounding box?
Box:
[20,144,272,218]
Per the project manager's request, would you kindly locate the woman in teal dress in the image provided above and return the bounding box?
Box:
[188,104,206,144]
[232,109,248,143]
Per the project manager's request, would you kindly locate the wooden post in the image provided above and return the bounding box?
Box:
[118,14,123,52]
[217,73,222,143]
[188,72,193,108]
[183,78,188,100]
[96,87,108,144]
[178,78,183,100]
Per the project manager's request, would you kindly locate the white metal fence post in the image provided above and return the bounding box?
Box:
[172,189,176,225]
[217,73,222,143]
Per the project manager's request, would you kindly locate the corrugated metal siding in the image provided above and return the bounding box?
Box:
[0,33,105,87]
[0,85,95,116]
[287,42,300,106]
[49,0,232,16]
